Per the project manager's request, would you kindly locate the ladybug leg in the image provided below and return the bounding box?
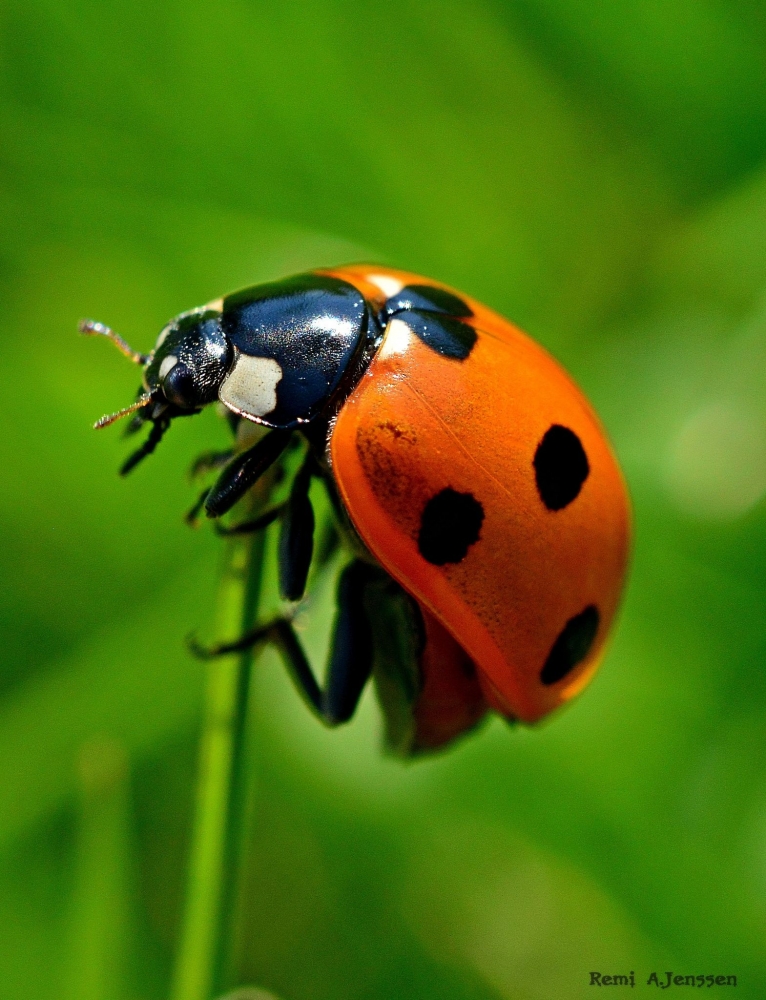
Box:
[190,559,377,726]
[120,415,171,476]
[278,455,315,602]
[204,429,292,518]
[185,487,212,526]
[213,503,285,536]
[188,449,234,480]
[320,559,377,723]
[211,450,316,569]
[189,618,324,719]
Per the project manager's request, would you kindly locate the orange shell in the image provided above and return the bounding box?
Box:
[323,265,631,724]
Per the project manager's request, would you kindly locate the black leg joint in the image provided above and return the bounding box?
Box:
[214,503,285,536]
[205,429,292,518]
[278,455,316,602]
[120,416,170,476]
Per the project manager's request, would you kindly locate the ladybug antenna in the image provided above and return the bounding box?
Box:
[79,318,150,366]
[93,392,154,430]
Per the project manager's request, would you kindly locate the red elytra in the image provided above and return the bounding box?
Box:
[322,265,631,736]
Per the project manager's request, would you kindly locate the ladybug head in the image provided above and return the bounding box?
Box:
[80,307,232,474]
[144,309,231,411]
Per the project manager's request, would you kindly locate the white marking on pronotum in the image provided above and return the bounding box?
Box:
[219,351,283,418]
[366,273,404,299]
[159,354,178,379]
[155,325,172,350]
[379,317,412,359]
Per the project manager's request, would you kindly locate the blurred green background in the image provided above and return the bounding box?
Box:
[2,1,766,997]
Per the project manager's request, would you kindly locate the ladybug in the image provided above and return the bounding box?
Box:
[82,265,630,755]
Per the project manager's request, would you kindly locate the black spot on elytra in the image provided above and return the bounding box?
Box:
[533,424,589,510]
[384,284,473,319]
[418,488,484,565]
[400,310,477,361]
[541,605,599,686]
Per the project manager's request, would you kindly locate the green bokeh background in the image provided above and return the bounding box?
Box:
[2,1,766,998]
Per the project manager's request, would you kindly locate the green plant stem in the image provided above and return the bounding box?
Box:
[170,527,266,1000]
